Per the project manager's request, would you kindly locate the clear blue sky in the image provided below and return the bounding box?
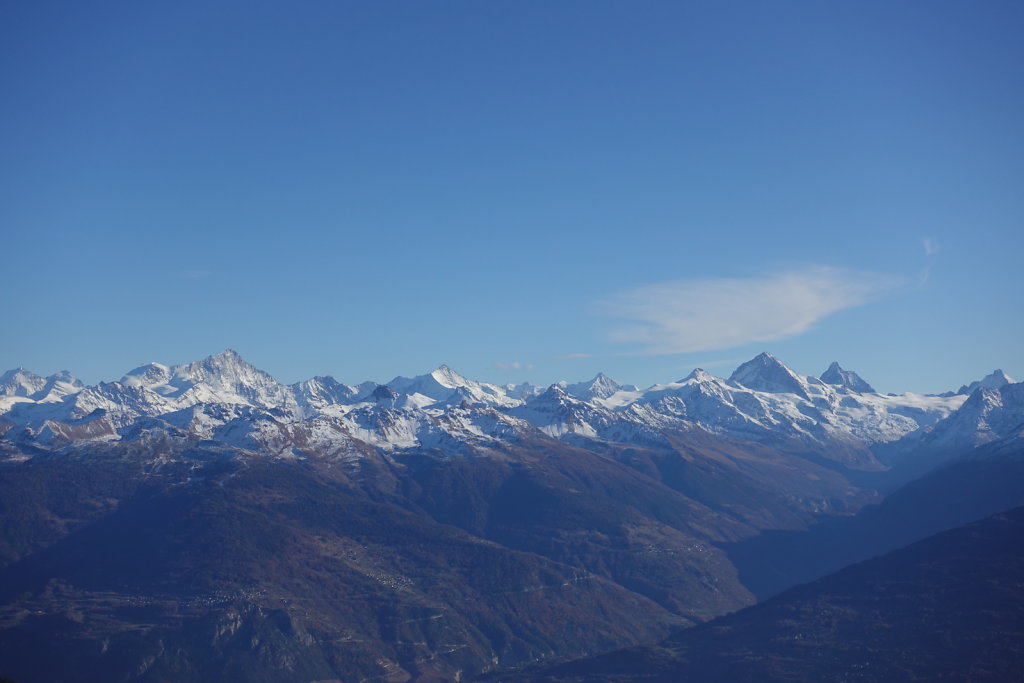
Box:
[3,1,1022,394]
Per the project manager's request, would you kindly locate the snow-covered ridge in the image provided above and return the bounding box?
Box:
[386,365,519,408]
[0,367,83,402]
[0,350,1015,460]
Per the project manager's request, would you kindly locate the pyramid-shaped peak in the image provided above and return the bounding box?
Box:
[430,364,469,387]
[682,368,716,383]
[958,369,1016,395]
[585,372,616,387]
[562,372,631,401]
[541,383,572,399]
[982,369,1015,385]
[729,353,808,398]
[820,362,876,393]
[194,349,265,374]
[209,348,246,364]
[730,352,792,377]
[166,350,289,407]
[589,372,632,390]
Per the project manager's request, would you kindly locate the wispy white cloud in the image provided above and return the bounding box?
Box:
[548,352,592,360]
[597,266,902,355]
[494,361,534,370]
[918,265,933,287]
[919,237,939,286]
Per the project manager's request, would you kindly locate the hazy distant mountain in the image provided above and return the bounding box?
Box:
[727,434,1024,599]
[501,506,1024,682]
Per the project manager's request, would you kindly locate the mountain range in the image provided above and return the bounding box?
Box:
[3,349,1015,461]
[0,350,1021,681]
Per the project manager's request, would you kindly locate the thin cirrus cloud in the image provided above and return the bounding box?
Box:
[919,237,939,286]
[494,361,534,370]
[597,266,903,355]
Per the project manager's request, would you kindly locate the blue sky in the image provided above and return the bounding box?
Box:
[3,1,1022,394]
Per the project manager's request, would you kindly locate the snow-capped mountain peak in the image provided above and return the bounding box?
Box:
[49,370,78,383]
[912,382,1024,455]
[37,371,84,403]
[682,368,716,383]
[0,368,84,405]
[178,349,260,383]
[291,376,364,407]
[508,383,613,440]
[958,369,1016,396]
[118,350,294,410]
[728,352,809,399]
[121,362,173,390]
[430,364,469,388]
[562,372,636,401]
[0,368,47,397]
[820,362,876,393]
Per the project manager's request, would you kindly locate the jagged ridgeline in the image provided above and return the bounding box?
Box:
[6,349,1016,459]
[0,351,1021,682]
